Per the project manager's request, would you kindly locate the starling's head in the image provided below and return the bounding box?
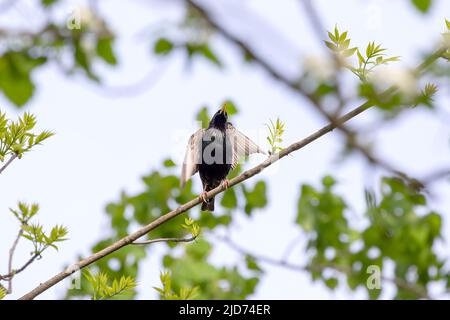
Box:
[208,103,228,129]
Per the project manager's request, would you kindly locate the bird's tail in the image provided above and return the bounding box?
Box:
[201,197,215,211]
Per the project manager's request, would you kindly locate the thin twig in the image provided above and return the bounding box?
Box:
[6,228,23,293]
[132,235,197,245]
[1,254,39,281]
[0,153,18,175]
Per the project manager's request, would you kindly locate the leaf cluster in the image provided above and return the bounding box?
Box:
[325,26,400,81]
[153,271,199,300]
[85,270,137,300]
[0,111,54,161]
[265,117,285,155]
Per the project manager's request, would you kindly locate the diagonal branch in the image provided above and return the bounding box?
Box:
[131,235,198,245]
[19,100,372,300]
[6,228,23,293]
[0,153,18,175]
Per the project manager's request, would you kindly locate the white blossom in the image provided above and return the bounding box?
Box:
[370,66,418,98]
[303,54,336,81]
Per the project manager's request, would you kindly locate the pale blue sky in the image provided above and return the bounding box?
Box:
[1,0,450,299]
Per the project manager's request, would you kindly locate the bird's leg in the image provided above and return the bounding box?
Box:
[220,179,230,189]
[199,185,208,203]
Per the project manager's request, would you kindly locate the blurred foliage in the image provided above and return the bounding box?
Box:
[444,19,450,61]
[0,5,116,106]
[265,117,285,155]
[12,202,68,257]
[411,0,433,13]
[0,286,6,300]
[325,26,400,82]
[297,176,447,299]
[152,4,222,68]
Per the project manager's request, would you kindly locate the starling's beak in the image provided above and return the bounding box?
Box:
[220,103,228,114]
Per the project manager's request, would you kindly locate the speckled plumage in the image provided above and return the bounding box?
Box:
[181,104,265,211]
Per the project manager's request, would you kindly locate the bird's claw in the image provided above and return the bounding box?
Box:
[199,191,208,203]
[220,179,230,189]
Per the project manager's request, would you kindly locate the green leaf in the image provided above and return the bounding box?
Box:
[322,175,336,188]
[221,188,237,208]
[222,100,238,116]
[411,0,432,13]
[245,255,263,273]
[325,41,336,50]
[96,37,118,65]
[163,159,176,168]
[198,45,222,67]
[343,47,357,57]
[41,0,58,7]
[74,40,99,81]
[195,106,210,128]
[325,277,339,289]
[327,31,337,42]
[357,50,365,66]
[446,19,450,30]
[0,66,34,107]
[154,38,174,55]
[242,181,267,215]
[0,51,46,106]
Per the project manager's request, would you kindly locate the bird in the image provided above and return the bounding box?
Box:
[180,103,266,211]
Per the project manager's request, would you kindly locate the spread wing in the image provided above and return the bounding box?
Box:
[180,129,204,188]
[226,122,266,170]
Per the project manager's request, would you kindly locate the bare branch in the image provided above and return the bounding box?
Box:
[131,235,198,245]
[0,153,18,175]
[6,228,23,293]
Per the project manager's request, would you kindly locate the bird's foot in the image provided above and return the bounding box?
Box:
[199,191,208,203]
[220,179,230,189]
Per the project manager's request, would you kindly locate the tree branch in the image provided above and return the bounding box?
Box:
[215,234,432,299]
[131,235,198,245]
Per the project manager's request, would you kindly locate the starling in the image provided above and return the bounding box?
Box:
[181,103,265,211]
